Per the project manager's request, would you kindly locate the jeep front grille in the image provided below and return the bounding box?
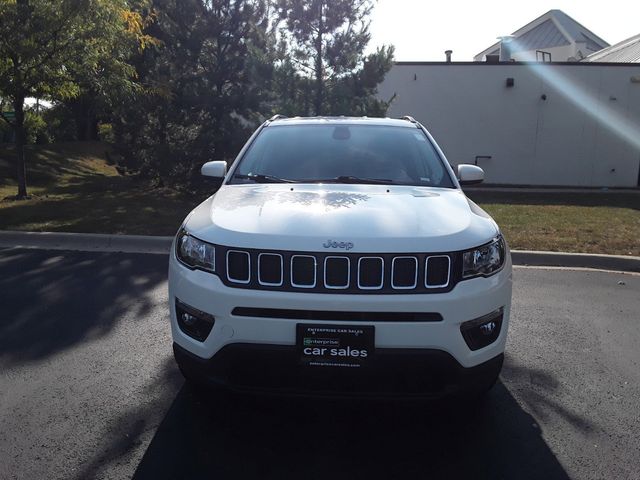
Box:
[221,246,459,294]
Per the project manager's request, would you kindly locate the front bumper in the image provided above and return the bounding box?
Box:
[174,342,504,398]
[169,249,512,370]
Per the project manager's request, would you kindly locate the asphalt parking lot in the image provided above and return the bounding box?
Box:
[1,248,639,480]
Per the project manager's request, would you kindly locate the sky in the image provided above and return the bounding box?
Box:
[368,0,640,61]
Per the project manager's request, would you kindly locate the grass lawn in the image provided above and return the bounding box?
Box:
[0,142,197,236]
[466,190,640,256]
[1,142,639,255]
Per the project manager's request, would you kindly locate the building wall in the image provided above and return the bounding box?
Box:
[378,63,640,187]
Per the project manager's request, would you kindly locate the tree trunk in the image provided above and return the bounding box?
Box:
[84,111,98,141]
[72,96,99,141]
[14,95,28,198]
[314,1,324,116]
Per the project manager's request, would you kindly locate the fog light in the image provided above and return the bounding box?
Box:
[181,312,198,326]
[175,299,215,342]
[460,308,503,351]
[479,321,497,335]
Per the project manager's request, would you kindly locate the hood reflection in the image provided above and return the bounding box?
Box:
[213,187,371,211]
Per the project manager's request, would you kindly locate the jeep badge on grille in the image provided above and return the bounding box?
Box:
[323,240,354,250]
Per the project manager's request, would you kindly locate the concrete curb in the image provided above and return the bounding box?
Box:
[1,231,639,273]
[511,250,640,273]
[0,231,173,255]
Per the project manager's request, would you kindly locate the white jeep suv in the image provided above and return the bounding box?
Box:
[168,116,512,398]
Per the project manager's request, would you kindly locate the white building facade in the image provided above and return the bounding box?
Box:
[378,62,640,187]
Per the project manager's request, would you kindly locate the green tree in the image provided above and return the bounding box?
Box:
[0,0,152,198]
[274,0,393,116]
[327,44,395,116]
[112,0,271,187]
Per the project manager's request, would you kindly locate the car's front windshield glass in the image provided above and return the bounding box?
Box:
[229,124,456,188]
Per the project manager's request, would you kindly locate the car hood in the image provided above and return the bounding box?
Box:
[184,184,499,252]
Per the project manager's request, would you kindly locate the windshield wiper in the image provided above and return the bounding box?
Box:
[235,174,394,185]
[233,173,296,184]
[302,175,395,185]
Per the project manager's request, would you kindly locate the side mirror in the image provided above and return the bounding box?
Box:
[457,164,484,185]
[201,161,227,178]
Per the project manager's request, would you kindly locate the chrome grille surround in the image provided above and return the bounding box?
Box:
[357,257,384,290]
[323,256,351,289]
[217,245,458,294]
[425,255,451,288]
[391,256,418,290]
[257,253,284,286]
[226,250,251,284]
[290,255,317,288]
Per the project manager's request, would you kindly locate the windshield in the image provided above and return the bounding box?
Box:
[229,124,456,188]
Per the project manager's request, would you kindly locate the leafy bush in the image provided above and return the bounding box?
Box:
[97,123,115,144]
[24,110,48,144]
[41,104,78,142]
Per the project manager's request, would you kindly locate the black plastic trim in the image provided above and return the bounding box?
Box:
[231,307,443,322]
[175,299,215,342]
[460,308,504,351]
[173,342,504,398]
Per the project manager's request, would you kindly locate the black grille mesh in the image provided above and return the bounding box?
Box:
[426,256,450,287]
[258,254,282,285]
[324,257,350,288]
[392,257,417,288]
[291,256,316,287]
[227,251,250,283]
[358,257,383,288]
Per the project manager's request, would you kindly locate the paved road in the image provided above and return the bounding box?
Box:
[0,249,638,480]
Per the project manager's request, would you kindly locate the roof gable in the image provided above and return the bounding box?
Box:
[511,18,569,52]
[474,10,609,60]
[551,10,608,48]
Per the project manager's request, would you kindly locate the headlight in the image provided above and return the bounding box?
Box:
[176,230,215,272]
[462,236,505,278]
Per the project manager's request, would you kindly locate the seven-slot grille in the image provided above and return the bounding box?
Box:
[220,246,459,294]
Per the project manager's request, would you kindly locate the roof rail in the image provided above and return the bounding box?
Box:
[400,115,417,123]
[268,114,287,122]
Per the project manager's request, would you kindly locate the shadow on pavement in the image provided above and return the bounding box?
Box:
[502,358,595,435]
[0,248,167,365]
[132,380,570,480]
[69,357,184,480]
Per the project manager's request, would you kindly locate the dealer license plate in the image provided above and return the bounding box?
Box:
[296,324,374,368]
